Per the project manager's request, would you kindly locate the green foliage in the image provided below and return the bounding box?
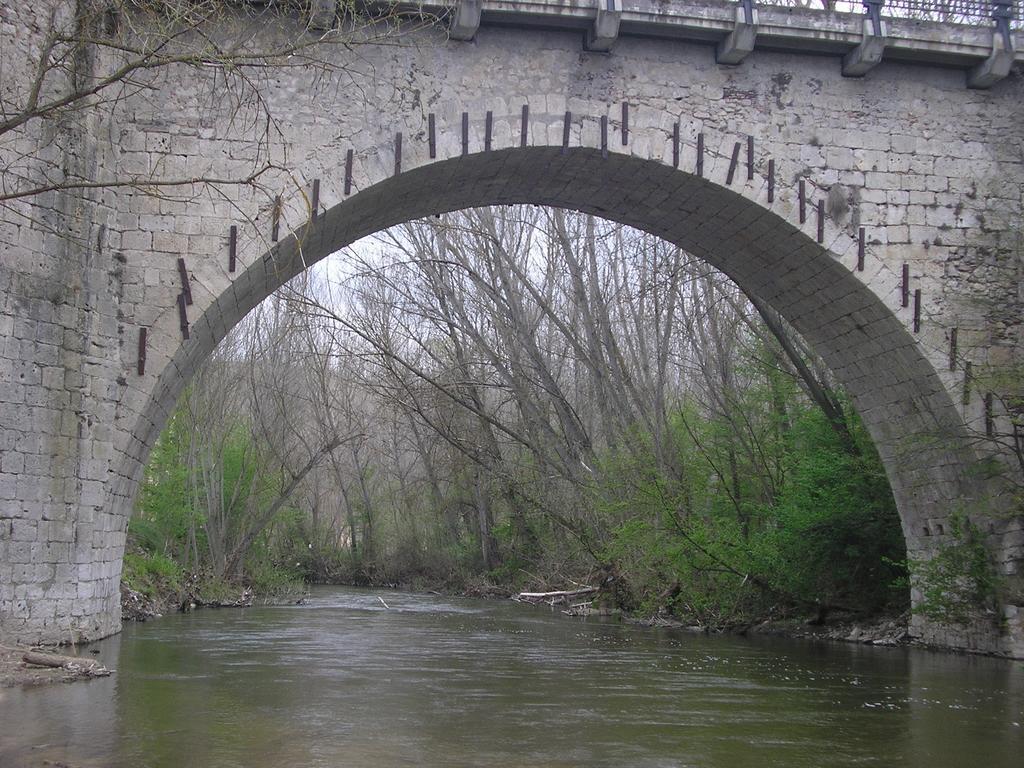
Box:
[596,395,907,624]
[755,407,907,613]
[244,562,306,602]
[907,511,1001,626]
[136,408,198,563]
[190,577,243,606]
[132,393,314,599]
[122,551,183,598]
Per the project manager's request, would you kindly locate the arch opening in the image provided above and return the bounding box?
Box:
[122,146,992,643]
[150,147,979,531]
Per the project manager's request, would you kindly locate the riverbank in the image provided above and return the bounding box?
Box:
[120,571,304,624]
[624,612,911,647]
[119,566,921,654]
[748,613,912,647]
[118,571,913,654]
[343,576,916,651]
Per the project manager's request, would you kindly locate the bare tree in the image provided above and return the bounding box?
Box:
[179,276,358,582]
[0,0,433,240]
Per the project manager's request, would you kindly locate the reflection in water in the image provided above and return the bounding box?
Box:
[1,588,1021,767]
[0,632,121,768]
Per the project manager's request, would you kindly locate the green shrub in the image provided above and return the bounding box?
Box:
[907,511,1001,626]
[122,551,183,598]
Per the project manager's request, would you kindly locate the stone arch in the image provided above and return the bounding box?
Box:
[4,10,1022,655]
[121,144,984,642]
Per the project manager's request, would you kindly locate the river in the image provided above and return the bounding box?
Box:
[1,587,1021,767]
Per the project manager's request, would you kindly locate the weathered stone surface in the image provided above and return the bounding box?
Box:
[1,6,1022,656]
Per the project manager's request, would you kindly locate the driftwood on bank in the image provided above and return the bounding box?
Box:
[22,651,112,678]
[514,587,600,606]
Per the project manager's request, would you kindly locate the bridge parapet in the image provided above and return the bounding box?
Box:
[416,0,1023,82]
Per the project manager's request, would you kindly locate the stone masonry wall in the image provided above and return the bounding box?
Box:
[0,3,126,643]
[1,11,1022,653]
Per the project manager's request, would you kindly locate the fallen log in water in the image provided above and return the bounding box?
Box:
[514,587,599,606]
[22,651,112,677]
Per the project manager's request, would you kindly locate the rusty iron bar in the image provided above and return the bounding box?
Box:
[462,112,469,155]
[902,263,910,308]
[137,328,147,376]
[913,289,922,332]
[817,199,825,243]
[857,227,865,271]
[394,132,402,176]
[963,361,973,405]
[984,392,995,436]
[344,149,353,195]
[621,102,629,146]
[271,196,281,242]
[672,122,680,168]
[485,111,493,151]
[177,258,192,305]
[601,115,608,159]
[562,111,571,154]
[767,158,774,202]
[177,293,190,340]
[696,133,704,177]
[746,135,754,181]
[521,104,529,147]
[311,179,320,220]
[428,113,436,159]
[726,142,741,185]
[949,327,958,371]
[228,225,237,273]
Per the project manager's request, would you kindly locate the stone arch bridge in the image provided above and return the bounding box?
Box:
[1,0,1022,655]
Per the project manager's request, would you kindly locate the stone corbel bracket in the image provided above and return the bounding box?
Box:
[842,0,887,77]
[716,0,757,65]
[586,0,622,53]
[450,0,483,41]
[968,0,1016,89]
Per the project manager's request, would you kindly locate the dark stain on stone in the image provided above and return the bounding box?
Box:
[827,184,850,223]
[770,72,791,109]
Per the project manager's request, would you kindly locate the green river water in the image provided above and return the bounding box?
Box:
[1,587,1021,767]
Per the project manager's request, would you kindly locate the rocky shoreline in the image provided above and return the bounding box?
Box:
[120,580,260,623]
[613,609,912,648]
[746,613,912,647]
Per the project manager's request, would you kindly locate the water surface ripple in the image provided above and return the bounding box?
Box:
[1,587,1021,767]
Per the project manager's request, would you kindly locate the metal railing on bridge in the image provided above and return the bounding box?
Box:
[755,0,1022,29]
